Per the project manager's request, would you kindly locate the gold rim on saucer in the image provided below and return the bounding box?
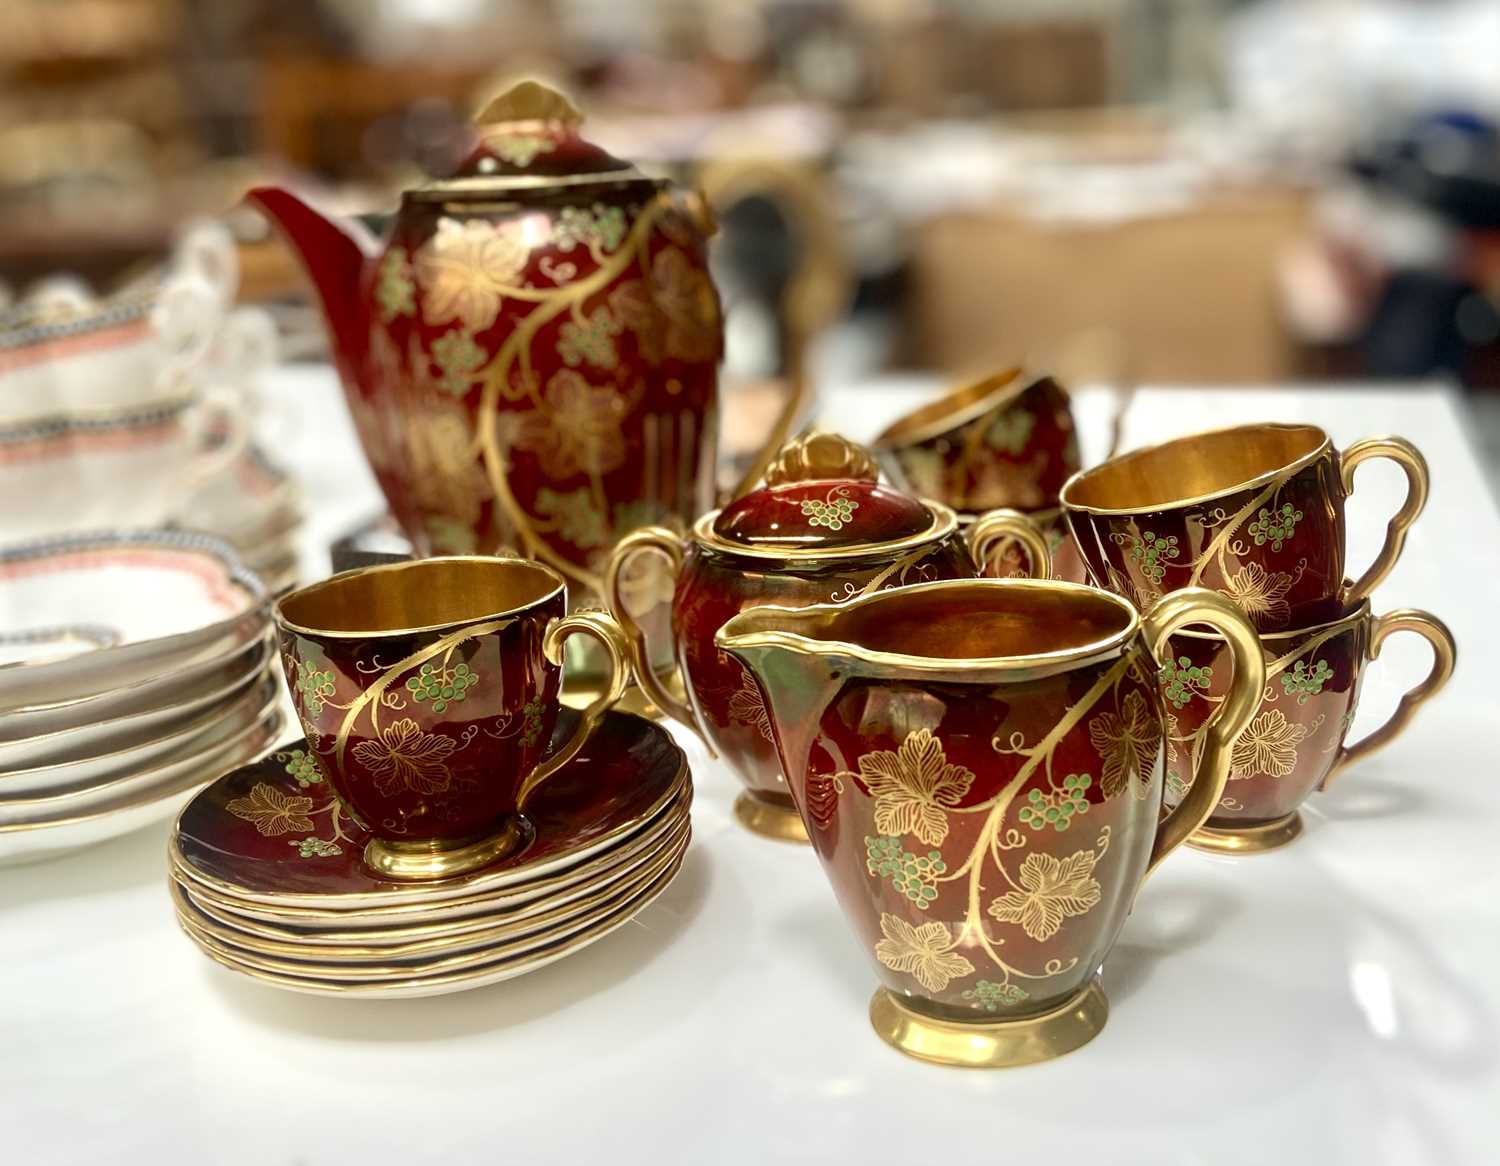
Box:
[1188,811,1304,855]
[173,819,688,963]
[868,976,1108,1069]
[0,705,285,832]
[175,844,688,997]
[733,791,808,843]
[169,743,689,911]
[173,788,692,943]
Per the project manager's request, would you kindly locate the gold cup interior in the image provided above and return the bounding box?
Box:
[827,581,1134,661]
[873,367,1025,447]
[276,557,561,636]
[1063,423,1326,511]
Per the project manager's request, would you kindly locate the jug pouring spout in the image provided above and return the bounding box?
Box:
[244,186,379,396]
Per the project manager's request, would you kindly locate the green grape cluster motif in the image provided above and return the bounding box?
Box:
[984,410,1036,455]
[1160,656,1213,709]
[283,750,323,788]
[865,836,947,909]
[291,837,342,859]
[555,204,628,253]
[1017,774,1092,832]
[520,698,545,748]
[800,495,858,531]
[1249,503,1303,552]
[962,980,1029,1012]
[406,661,479,714]
[1280,657,1333,703]
[374,248,414,322]
[296,662,336,717]
[1128,530,1178,584]
[431,329,486,396]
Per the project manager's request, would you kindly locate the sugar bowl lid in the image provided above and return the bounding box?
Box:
[698,433,955,560]
[414,80,651,198]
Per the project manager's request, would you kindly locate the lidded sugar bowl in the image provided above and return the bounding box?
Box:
[604,432,1049,841]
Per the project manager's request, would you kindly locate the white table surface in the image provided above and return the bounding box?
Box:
[4,370,1497,1165]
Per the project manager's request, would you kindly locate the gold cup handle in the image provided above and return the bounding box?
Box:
[516,609,631,807]
[965,509,1053,580]
[1341,437,1430,603]
[1323,608,1456,787]
[1141,588,1266,877]
[696,158,852,500]
[603,526,715,754]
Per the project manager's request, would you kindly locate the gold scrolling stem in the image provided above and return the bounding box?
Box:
[331,617,514,777]
[935,656,1132,984]
[473,197,672,593]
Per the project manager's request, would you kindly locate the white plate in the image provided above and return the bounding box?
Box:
[0,675,278,810]
[0,635,273,771]
[0,707,284,868]
[0,531,267,709]
[0,631,269,741]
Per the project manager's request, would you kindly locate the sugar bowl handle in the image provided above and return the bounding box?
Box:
[604,527,715,755]
[1141,588,1265,877]
[516,610,631,807]
[1341,436,1429,603]
[966,509,1052,580]
[1324,608,1455,787]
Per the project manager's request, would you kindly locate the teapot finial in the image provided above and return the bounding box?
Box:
[764,432,878,487]
[475,80,583,129]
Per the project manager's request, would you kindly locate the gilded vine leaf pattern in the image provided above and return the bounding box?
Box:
[404,398,487,527]
[1229,709,1307,780]
[873,913,975,993]
[414,217,528,331]
[431,329,486,396]
[865,836,947,909]
[506,369,628,478]
[1087,691,1161,798]
[1224,562,1293,629]
[375,248,415,322]
[727,672,774,742]
[987,849,1103,942]
[648,246,720,362]
[226,783,314,836]
[839,728,975,847]
[1280,658,1333,703]
[351,718,459,796]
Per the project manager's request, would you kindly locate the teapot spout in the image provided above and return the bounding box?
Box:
[244,186,378,393]
[715,605,848,799]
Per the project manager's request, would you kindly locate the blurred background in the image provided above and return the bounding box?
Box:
[3,0,1500,504]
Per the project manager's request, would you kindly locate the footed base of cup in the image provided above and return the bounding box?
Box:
[1188,811,1303,855]
[869,976,1107,1069]
[733,791,808,843]
[363,817,527,881]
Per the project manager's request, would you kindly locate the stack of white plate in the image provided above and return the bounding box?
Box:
[0,531,283,867]
[169,710,691,998]
[173,442,304,595]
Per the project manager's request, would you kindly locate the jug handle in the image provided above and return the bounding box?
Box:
[1140,589,1266,877]
[603,526,716,756]
[696,158,851,500]
[966,509,1052,580]
[1322,609,1455,788]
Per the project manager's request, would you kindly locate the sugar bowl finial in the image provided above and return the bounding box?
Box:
[764,432,879,486]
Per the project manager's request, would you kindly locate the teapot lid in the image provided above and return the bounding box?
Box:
[699,433,953,561]
[415,81,651,198]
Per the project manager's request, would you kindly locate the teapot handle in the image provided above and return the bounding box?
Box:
[1140,588,1265,877]
[603,526,716,755]
[696,158,851,500]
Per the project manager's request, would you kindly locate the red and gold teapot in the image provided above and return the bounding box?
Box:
[249,80,813,599]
